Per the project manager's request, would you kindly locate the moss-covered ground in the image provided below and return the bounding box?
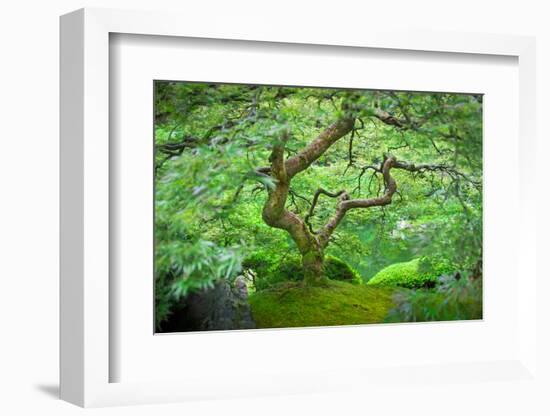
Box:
[249,280,396,329]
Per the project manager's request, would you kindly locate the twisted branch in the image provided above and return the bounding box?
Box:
[304,188,348,234]
[393,160,481,187]
[257,117,355,178]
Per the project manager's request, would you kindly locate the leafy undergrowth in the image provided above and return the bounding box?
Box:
[249,280,395,329]
[385,276,483,322]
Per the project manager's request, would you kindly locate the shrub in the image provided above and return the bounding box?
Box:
[270,255,361,284]
[367,258,423,288]
[367,257,454,288]
[241,251,276,279]
[418,256,455,279]
[243,254,302,291]
[243,253,362,290]
[385,275,483,322]
[276,256,305,281]
[324,255,362,284]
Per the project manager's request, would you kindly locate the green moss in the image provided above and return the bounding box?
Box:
[367,257,455,288]
[249,280,395,328]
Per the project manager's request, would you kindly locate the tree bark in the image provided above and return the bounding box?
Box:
[302,245,326,284]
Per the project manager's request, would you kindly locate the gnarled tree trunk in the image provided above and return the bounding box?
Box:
[260,127,337,284]
[301,244,325,284]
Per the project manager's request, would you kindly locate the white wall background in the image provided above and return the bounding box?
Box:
[0,1,548,415]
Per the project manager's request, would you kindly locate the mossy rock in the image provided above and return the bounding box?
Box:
[249,280,395,328]
[367,257,455,289]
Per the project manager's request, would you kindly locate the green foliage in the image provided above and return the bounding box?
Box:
[154,240,243,326]
[244,254,361,290]
[324,255,362,284]
[366,257,455,288]
[241,251,275,280]
[385,276,483,322]
[249,280,395,328]
[418,256,455,279]
[244,254,303,291]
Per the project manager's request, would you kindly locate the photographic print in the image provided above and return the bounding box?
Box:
[154,82,482,333]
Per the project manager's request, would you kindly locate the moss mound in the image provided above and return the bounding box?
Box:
[367,257,454,288]
[249,280,394,328]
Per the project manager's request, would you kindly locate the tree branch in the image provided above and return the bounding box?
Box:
[261,130,316,254]
[317,156,398,247]
[372,108,408,129]
[256,117,355,177]
[342,156,398,209]
[304,188,348,234]
[393,160,481,187]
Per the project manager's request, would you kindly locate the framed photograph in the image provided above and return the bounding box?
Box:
[60,8,540,408]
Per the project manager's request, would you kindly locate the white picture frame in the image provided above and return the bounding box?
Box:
[60,7,540,408]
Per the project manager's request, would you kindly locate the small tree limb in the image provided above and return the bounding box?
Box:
[304,188,348,234]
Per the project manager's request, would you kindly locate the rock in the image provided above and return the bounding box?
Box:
[161,277,256,332]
